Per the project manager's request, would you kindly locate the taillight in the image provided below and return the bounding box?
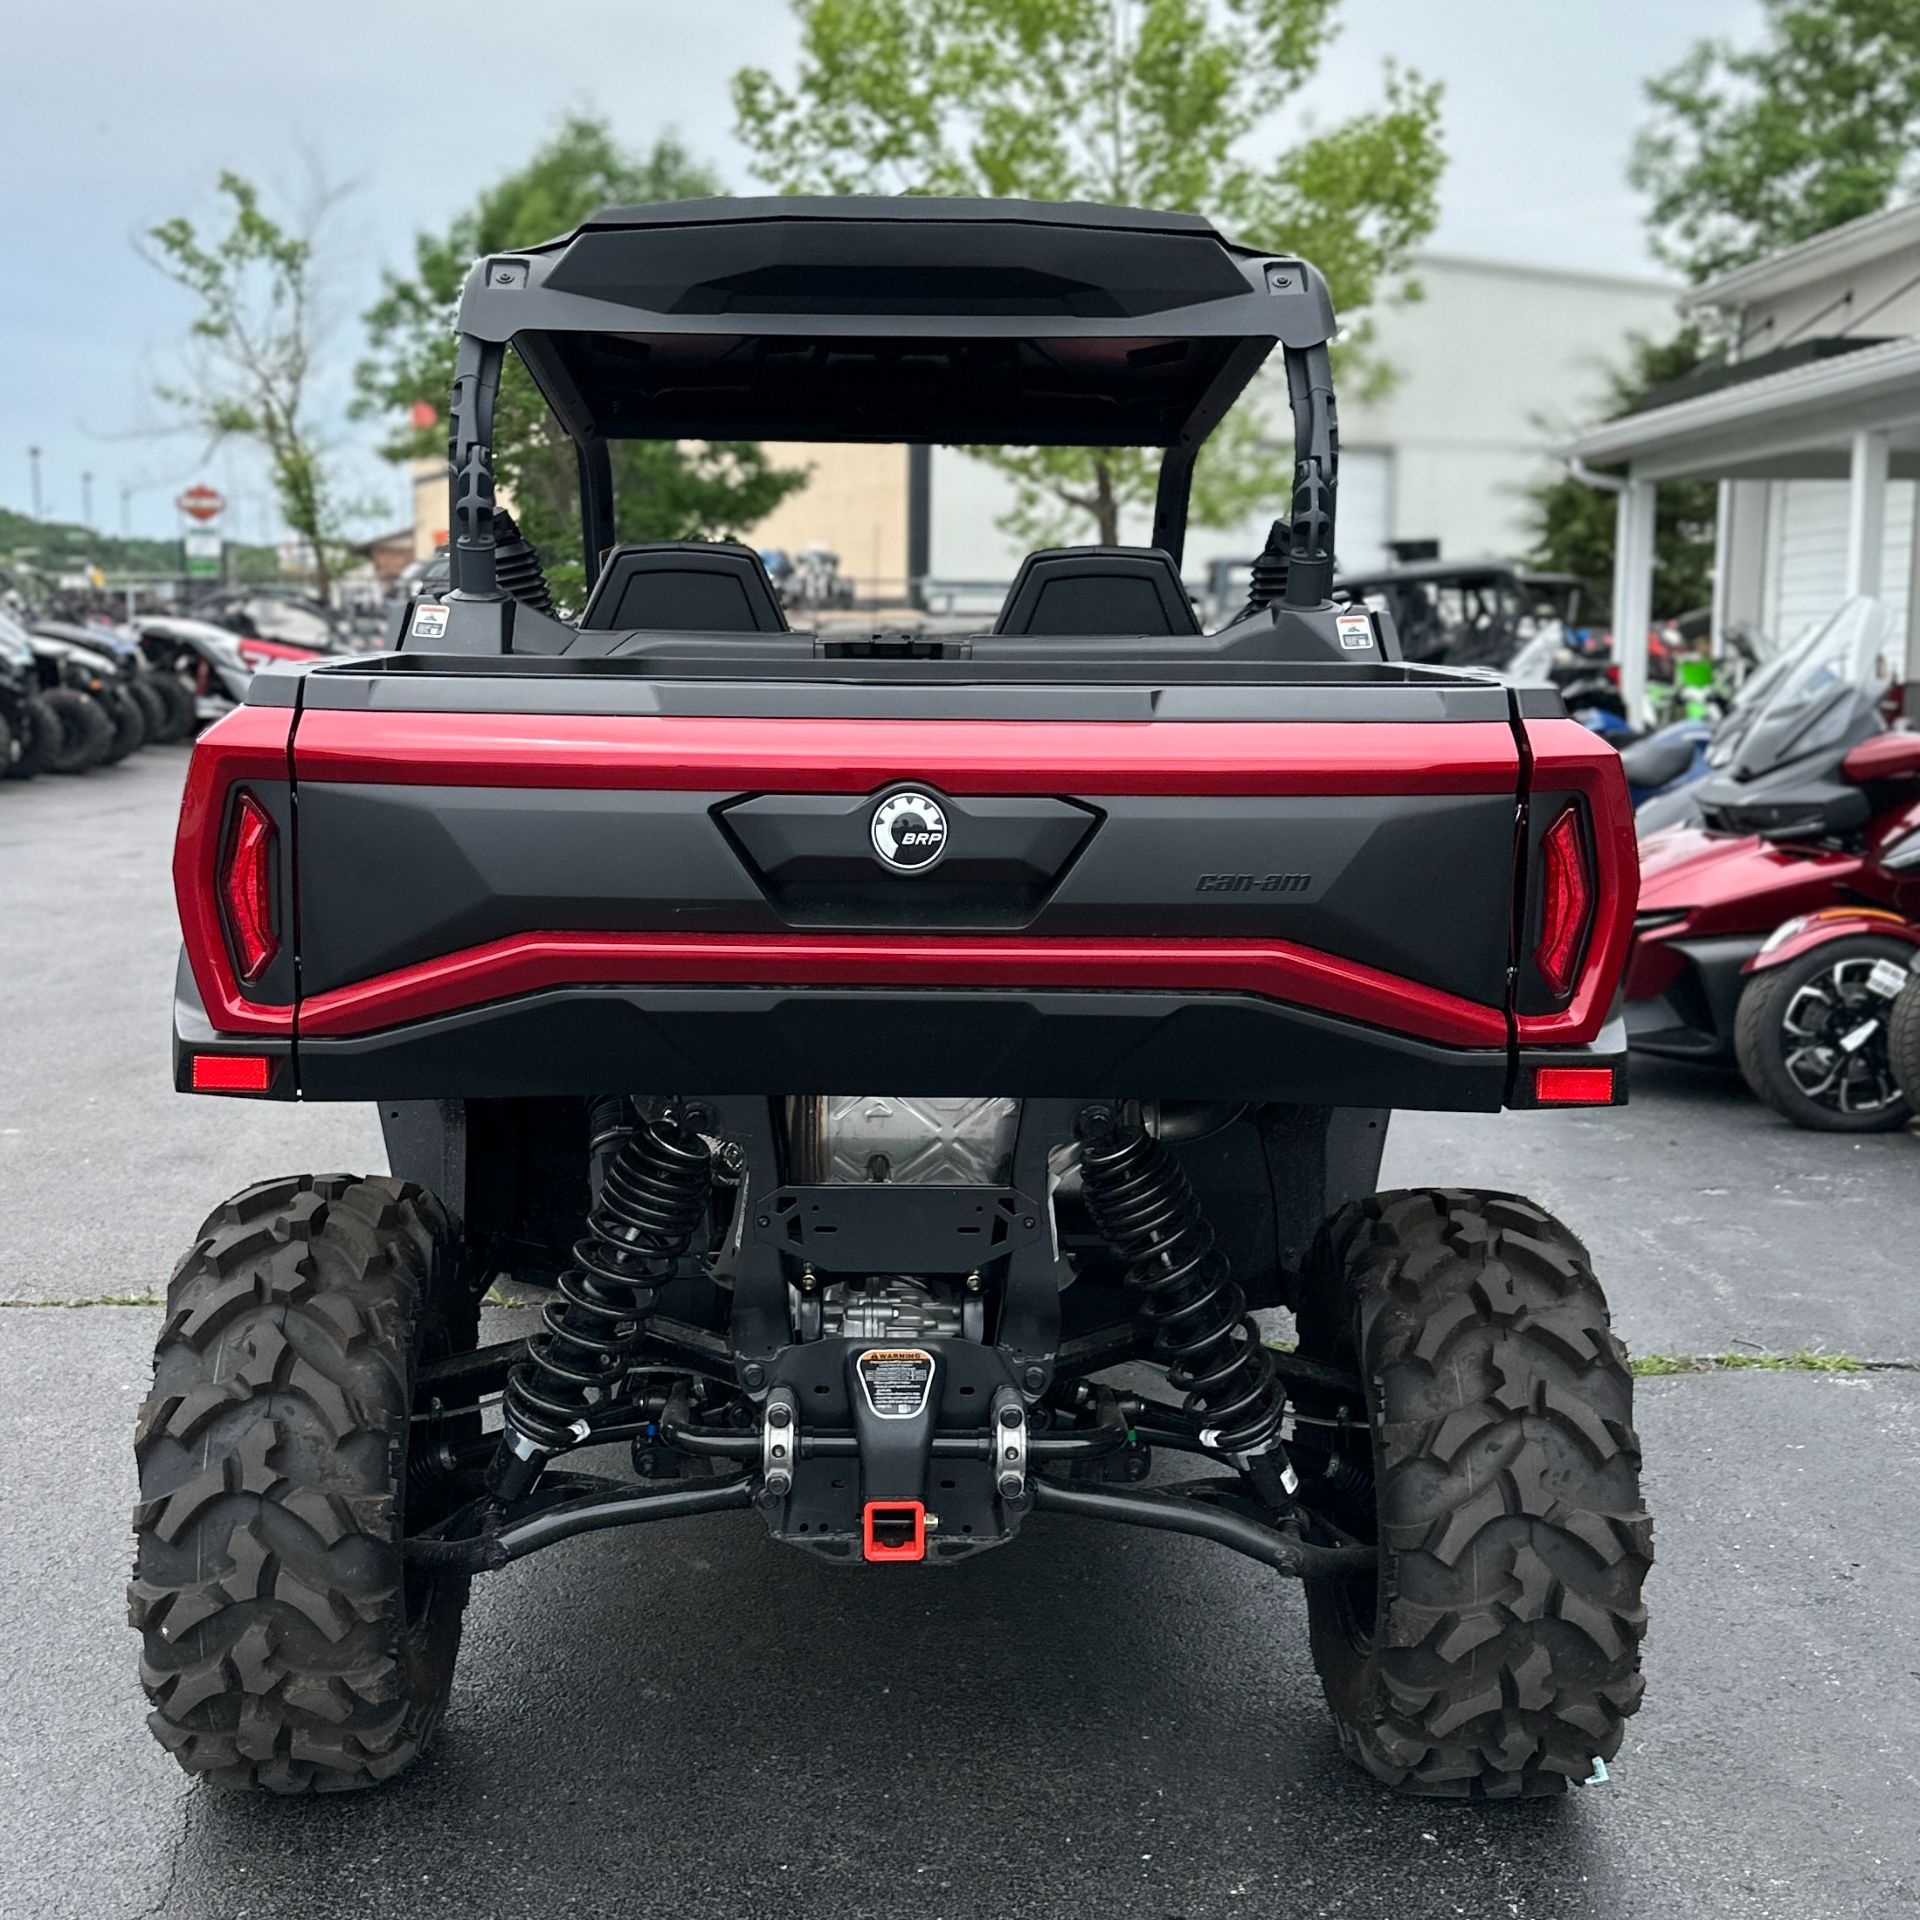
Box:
[1536,807,1592,999]
[221,791,278,981]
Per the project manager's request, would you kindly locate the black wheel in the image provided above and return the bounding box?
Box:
[1882,968,1920,1111]
[41,686,114,773]
[144,671,199,742]
[131,1174,479,1793]
[13,694,59,777]
[1293,1190,1651,1799]
[98,683,147,761]
[0,707,14,779]
[1734,937,1914,1132]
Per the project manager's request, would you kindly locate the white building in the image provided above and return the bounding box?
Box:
[1566,198,1920,715]
[918,252,1679,598]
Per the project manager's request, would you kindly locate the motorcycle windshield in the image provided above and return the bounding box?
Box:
[1720,597,1893,782]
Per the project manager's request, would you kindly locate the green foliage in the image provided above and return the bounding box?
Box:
[1524,329,1719,621]
[139,174,362,596]
[0,505,277,583]
[1631,1348,1865,1376]
[1631,0,1920,284]
[734,0,1444,544]
[356,115,808,604]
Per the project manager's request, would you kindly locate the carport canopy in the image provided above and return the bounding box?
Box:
[1563,336,1920,716]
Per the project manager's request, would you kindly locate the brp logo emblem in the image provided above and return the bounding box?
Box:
[870,788,949,873]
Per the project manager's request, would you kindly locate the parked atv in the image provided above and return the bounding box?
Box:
[32,619,198,746]
[0,611,61,778]
[134,615,259,726]
[1626,601,1920,1127]
[137,198,1649,1802]
[1,610,115,773]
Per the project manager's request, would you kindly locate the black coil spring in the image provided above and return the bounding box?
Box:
[1076,1119,1285,1455]
[502,1113,713,1452]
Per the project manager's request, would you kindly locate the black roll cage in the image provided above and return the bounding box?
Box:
[440,197,1341,616]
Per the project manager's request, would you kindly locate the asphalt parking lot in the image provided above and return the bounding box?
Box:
[3,748,1917,1920]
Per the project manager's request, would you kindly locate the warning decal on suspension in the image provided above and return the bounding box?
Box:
[857,1347,936,1420]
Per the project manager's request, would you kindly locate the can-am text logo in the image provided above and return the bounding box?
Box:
[870,789,949,873]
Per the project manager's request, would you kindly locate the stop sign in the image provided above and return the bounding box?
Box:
[177,485,226,523]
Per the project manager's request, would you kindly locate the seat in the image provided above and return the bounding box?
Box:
[579,542,789,633]
[1619,732,1700,792]
[992,546,1200,636]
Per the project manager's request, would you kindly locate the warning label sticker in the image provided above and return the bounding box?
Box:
[410,602,449,640]
[857,1347,936,1420]
[1335,610,1375,651]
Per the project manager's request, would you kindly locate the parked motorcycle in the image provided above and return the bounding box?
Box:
[1625,599,1920,1129]
[1735,902,1920,1129]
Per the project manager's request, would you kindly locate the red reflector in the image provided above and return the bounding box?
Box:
[862,1500,927,1563]
[1535,1066,1614,1105]
[221,791,278,982]
[191,1053,273,1093]
[1536,807,1592,999]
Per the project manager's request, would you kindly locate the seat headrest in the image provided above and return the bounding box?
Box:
[579,541,789,633]
[993,545,1200,636]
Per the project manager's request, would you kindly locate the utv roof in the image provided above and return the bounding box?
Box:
[455,195,1335,446]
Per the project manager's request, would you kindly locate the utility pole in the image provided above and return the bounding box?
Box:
[28,446,43,520]
[120,483,133,537]
[81,471,94,527]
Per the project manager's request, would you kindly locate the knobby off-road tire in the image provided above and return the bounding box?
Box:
[41,686,114,772]
[128,677,171,741]
[98,683,148,761]
[13,693,60,776]
[1734,937,1913,1133]
[0,708,15,778]
[143,671,199,743]
[1294,1190,1651,1799]
[131,1174,479,1792]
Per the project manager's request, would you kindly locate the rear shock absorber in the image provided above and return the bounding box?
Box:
[1075,1112,1287,1461]
[488,1105,713,1501]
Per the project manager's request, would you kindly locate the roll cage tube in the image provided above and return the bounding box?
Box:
[446,334,1341,604]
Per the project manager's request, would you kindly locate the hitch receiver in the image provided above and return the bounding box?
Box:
[863,1500,928,1563]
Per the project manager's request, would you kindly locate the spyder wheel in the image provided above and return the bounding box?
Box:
[1734,938,1913,1131]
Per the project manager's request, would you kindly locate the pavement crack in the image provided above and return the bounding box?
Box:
[0,1294,163,1308]
[131,1784,196,1920]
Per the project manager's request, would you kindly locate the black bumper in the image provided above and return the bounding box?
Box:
[177,954,1628,1111]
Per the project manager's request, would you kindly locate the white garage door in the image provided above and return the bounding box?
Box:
[1763,479,1914,661]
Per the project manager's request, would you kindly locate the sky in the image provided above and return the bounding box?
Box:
[0,0,1761,544]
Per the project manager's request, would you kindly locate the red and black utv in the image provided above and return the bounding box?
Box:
[135,198,1648,1802]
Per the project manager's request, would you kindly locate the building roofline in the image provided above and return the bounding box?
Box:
[1563,335,1920,465]
[1683,199,1920,312]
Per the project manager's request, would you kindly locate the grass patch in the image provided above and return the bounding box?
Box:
[0,1292,164,1309]
[1632,1347,1865,1377]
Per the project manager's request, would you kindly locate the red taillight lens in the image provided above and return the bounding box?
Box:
[191,1053,273,1093]
[221,791,278,981]
[1535,1066,1614,1105]
[1536,807,1592,999]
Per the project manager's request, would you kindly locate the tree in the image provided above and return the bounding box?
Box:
[733,0,1444,545]
[1631,0,1920,284]
[357,116,807,604]
[1524,329,1719,620]
[141,173,363,597]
